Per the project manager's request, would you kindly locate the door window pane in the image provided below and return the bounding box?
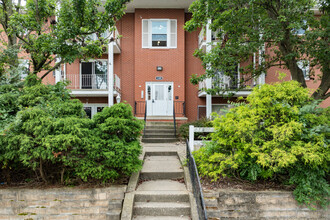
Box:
[154,85,164,100]
[147,86,151,100]
[168,85,172,101]
[152,21,167,47]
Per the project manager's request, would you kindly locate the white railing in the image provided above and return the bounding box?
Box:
[114,74,121,91]
[65,74,107,90]
[199,74,258,91]
[189,125,214,152]
[113,28,120,47]
[198,28,206,47]
[64,73,121,92]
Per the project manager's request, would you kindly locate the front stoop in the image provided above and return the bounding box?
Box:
[142,122,179,143]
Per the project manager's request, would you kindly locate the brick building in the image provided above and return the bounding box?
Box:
[44,0,328,122]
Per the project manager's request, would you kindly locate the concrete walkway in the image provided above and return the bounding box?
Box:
[131,143,194,220]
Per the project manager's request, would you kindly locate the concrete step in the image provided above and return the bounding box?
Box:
[140,155,184,180]
[146,125,175,130]
[135,191,189,203]
[143,134,177,138]
[144,129,176,134]
[142,138,179,143]
[146,121,174,125]
[136,180,187,192]
[133,216,191,220]
[133,202,190,216]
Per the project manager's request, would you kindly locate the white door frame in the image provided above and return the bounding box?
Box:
[145,82,174,116]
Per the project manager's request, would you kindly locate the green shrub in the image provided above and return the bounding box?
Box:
[193,81,329,208]
[179,118,213,139]
[0,82,143,184]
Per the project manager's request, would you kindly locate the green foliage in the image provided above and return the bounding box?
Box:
[0,83,143,184]
[179,118,212,139]
[0,0,130,82]
[185,0,329,100]
[193,81,329,208]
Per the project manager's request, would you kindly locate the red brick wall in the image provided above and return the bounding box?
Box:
[184,14,206,121]
[134,9,186,105]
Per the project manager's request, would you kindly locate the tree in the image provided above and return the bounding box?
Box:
[0,0,129,81]
[193,80,329,208]
[185,0,329,100]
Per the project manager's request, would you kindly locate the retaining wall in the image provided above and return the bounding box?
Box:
[203,189,329,219]
[0,186,126,220]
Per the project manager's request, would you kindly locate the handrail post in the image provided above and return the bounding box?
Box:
[189,125,194,152]
[183,101,186,116]
[173,101,176,136]
[144,101,147,135]
[134,101,137,115]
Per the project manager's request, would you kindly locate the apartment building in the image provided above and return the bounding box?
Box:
[43,0,328,122]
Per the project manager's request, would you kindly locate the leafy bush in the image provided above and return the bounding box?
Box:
[193,81,329,208]
[0,82,143,184]
[179,118,212,139]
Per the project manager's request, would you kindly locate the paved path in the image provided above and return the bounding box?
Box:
[132,142,192,220]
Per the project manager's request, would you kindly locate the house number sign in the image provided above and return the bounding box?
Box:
[156,76,163,80]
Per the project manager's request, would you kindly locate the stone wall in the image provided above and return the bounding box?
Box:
[0,186,126,220]
[203,189,329,219]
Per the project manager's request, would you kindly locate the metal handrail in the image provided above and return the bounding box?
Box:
[143,101,147,135]
[186,139,208,220]
[173,102,176,136]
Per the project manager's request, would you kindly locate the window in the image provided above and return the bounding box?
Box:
[297,60,310,80]
[81,60,108,89]
[142,19,177,48]
[83,104,107,118]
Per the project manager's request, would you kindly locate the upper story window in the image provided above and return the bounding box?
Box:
[142,19,177,49]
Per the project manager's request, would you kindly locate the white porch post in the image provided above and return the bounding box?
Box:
[55,58,61,83]
[206,19,212,118]
[108,35,114,107]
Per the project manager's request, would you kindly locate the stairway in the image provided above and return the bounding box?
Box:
[142,121,179,143]
[132,150,191,219]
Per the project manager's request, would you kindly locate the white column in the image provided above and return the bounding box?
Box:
[206,19,212,118]
[258,34,266,85]
[108,37,114,107]
[55,58,61,83]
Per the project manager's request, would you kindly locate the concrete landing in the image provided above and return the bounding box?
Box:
[137,180,187,191]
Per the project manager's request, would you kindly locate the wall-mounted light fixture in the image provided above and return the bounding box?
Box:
[156,66,163,71]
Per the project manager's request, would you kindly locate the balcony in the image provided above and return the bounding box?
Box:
[198,28,221,52]
[198,73,261,97]
[63,73,121,97]
[88,28,121,54]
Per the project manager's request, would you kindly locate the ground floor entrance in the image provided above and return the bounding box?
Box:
[146,82,173,116]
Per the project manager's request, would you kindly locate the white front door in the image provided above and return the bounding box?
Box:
[146,82,173,116]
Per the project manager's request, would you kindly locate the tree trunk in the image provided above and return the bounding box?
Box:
[39,158,48,184]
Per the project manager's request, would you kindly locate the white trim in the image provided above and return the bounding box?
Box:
[83,103,108,118]
[142,19,177,49]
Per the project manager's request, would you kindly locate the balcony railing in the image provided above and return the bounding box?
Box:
[199,74,258,91]
[64,73,121,92]
[198,27,221,49]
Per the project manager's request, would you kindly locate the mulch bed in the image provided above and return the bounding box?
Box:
[200,176,294,192]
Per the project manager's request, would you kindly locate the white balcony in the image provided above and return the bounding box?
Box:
[63,73,121,97]
[198,73,263,97]
[198,28,221,52]
[88,28,121,54]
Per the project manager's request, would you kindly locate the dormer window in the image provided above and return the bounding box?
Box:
[142,19,177,49]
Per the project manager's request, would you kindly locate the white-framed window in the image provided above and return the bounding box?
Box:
[142,19,177,48]
[297,60,310,80]
[83,103,108,118]
[80,59,108,89]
